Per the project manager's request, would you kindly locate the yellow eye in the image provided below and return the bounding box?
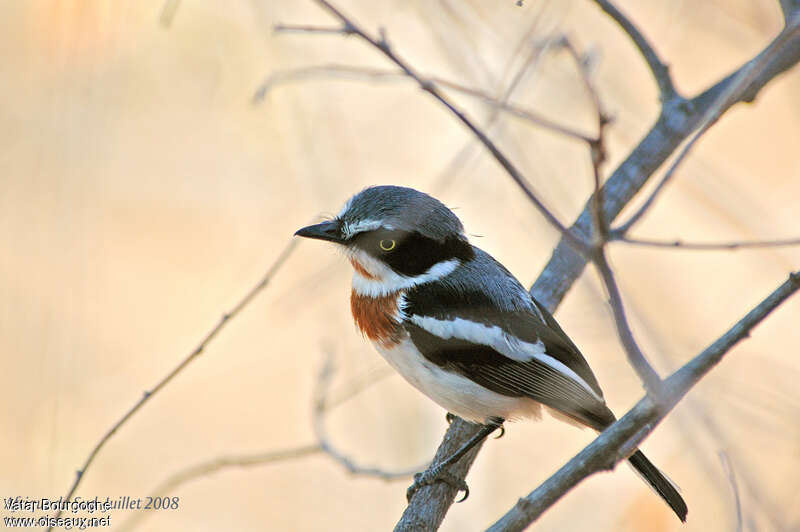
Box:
[379,239,396,252]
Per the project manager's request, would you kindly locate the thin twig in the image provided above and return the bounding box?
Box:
[314,351,426,480]
[159,0,181,28]
[120,360,398,532]
[615,235,800,250]
[612,120,712,236]
[253,64,595,143]
[116,445,322,532]
[557,36,611,244]
[305,0,591,256]
[487,271,800,531]
[592,247,663,394]
[557,36,663,394]
[274,23,354,35]
[591,0,677,101]
[46,239,299,529]
[431,31,562,193]
[718,451,744,532]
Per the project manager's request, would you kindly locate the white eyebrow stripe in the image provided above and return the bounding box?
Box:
[341,218,382,239]
[408,315,603,402]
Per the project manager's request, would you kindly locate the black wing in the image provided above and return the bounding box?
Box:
[404,277,614,430]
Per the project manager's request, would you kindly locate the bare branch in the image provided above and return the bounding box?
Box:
[591,0,677,101]
[611,119,711,236]
[556,35,664,395]
[487,271,800,531]
[273,23,354,35]
[253,64,595,143]
[554,36,664,396]
[120,359,398,532]
[778,0,800,23]
[592,247,663,394]
[532,14,800,311]
[117,445,321,532]
[550,36,610,245]
[46,239,299,530]
[394,418,489,532]
[612,20,800,236]
[616,235,800,250]
[314,351,426,480]
[159,0,181,28]
[718,451,744,532]
[306,0,591,256]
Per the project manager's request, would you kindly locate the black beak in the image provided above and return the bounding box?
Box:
[294,220,345,244]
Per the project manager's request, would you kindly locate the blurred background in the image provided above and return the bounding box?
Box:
[2,1,799,530]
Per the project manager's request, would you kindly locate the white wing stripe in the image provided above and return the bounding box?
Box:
[409,315,602,402]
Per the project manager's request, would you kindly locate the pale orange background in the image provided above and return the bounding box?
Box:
[2,1,799,531]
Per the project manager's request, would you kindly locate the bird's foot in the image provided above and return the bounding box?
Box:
[406,464,469,503]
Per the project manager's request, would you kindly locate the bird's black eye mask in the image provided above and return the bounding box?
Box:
[349,228,474,276]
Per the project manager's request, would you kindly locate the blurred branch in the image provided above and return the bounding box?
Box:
[591,0,676,101]
[117,444,321,532]
[314,350,426,480]
[120,357,401,531]
[46,239,299,530]
[487,271,800,531]
[119,358,400,532]
[718,451,744,532]
[274,23,354,35]
[159,0,181,28]
[431,32,561,193]
[557,36,611,243]
[253,64,594,143]
[301,0,591,256]
[615,235,800,250]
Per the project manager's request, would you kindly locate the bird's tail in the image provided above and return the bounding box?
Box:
[627,450,687,522]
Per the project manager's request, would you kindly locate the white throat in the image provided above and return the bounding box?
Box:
[348,249,460,298]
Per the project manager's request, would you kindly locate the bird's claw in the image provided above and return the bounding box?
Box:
[445,412,456,425]
[493,425,505,439]
[406,468,470,503]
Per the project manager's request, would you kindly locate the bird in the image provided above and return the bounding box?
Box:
[295,185,687,522]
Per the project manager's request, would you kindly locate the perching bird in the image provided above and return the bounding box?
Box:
[295,185,686,522]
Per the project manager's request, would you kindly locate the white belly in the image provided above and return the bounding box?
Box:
[374,337,542,423]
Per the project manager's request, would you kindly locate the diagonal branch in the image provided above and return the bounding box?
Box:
[487,271,800,531]
[116,444,321,532]
[591,247,662,393]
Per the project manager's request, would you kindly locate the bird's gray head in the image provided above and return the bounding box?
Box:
[295,185,474,278]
